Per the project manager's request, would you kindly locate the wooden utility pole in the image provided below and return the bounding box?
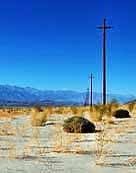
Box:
[84,88,89,107]
[97,19,112,105]
[89,73,94,107]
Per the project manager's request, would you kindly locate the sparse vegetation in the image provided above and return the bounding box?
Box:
[113,109,131,118]
[95,121,114,165]
[31,106,48,126]
[128,102,135,113]
[0,103,135,172]
[90,100,119,122]
[63,116,95,133]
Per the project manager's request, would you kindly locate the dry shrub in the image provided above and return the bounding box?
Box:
[44,106,53,116]
[113,109,130,118]
[62,107,72,115]
[0,122,16,136]
[70,107,85,116]
[31,106,48,126]
[95,121,113,165]
[90,100,119,122]
[0,107,31,119]
[90,105,104,122]
[52,107,72,116]
[63,116,95,133]
[128,102,135,114]
[54,107,65,114]
[0,109,9,118]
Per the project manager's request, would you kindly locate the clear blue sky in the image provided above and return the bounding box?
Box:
[0,0,135,95]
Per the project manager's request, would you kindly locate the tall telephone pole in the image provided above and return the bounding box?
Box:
[97,19,112,105]
[89,73,94,107]
[84,88,89,107]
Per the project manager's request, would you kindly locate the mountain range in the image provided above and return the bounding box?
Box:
[0,85,135,106]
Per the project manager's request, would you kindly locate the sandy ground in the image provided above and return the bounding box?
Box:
[0,114,136,173]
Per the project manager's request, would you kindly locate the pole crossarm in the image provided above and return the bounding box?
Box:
[89,75,94,80]
[97,18,112,30]
[97,26,112,29]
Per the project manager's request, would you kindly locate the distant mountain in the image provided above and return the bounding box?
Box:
[124,99,136,105]
[0,85,135,106]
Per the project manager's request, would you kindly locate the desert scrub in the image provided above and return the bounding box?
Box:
[44,106,53,116]
[91,100,119,122]
[63,116,95,133]
[106,99,119,117]
[128,102,135,114]
[54,106,68,115]
[70,106,85,116]
[95,121,114,165]
[62,107,72,115]
[113,109,130,118]
[91,104,107,122]
[31,106,48,126]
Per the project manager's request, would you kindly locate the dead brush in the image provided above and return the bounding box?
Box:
[95,121,113,165]
[90,104,105,122]
[62,107,72,116]
[95,122,107,164]
[0,109,10,118]
[0,122,16,136]
[0,107,31,119]
[90,100,119,123]
[31,106,48,126]
[53,107,65,115]
[43,106,53,116]
[53,123,83,153]
[128,102,135,115]
[94,102,118,165]
[70,107,85,117]
[23,127,41,158]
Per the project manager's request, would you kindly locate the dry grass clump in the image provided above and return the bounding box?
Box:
[53,107,66,115]
[43,106,53,116]
[50,106,86,117]
[51,106,90,117]
[41,101,120,123]
[62,107,72,115]
[52,106,72,116]
[128,102,135,114]
[89,100,119,122]
[29,100,120,126]
[31,106,48,126]
[0,109,10,118]
[70,106,86,117]
[70,107,81,116]
[0,107,31,119]
[0,122,16,136]
[95,120,115,165]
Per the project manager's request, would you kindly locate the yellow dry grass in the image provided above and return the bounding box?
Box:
[0,107,31,119]
[31,107,48,126]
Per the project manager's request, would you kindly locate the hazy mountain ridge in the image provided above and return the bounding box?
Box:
[0,85,135,106]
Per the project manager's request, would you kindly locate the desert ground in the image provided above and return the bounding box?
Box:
[0,105,136,173]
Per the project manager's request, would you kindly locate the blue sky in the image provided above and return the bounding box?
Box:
[0,0,135,95]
